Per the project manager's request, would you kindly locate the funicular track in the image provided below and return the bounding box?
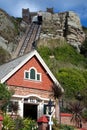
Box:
[12,23,41,59]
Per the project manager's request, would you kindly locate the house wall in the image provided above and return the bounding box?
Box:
[7,85,52,118]
[9,86,52,98]
[6,56,54,118]
[7,56,53,92]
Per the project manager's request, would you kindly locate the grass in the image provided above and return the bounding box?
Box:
[37,43,87,69]
[0,47,11,64]
[37,40,87,100]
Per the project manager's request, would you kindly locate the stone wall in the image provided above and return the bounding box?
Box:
[22,8,31,23]
[61,113,87,129]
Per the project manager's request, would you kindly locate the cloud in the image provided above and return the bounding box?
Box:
[0,0,87,26]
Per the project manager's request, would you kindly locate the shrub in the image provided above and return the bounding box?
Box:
[3,114,14,130]
[82,109,87,121]
[22,118,38,130]
[59,124,75,130]
[2,114,38,130]
[0,47,11,64]
[53,118,75,130]
[57,68,86,99]
[14,117,24,130]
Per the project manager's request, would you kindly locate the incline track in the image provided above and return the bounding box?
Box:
[12,23,41,59]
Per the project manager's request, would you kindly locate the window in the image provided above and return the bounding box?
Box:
[7,101,18,112]
[37,74,40,80]
[30,69,35,79]
[25,71,29,78]
[24,67,41,81]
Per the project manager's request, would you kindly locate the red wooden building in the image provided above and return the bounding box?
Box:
[0,50,63,120]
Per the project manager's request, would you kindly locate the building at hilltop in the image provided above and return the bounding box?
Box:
[46,8,54,14]
[22,8,31,23]
[22,8,37,24]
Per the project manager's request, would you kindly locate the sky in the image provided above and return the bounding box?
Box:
[0,0,87,27]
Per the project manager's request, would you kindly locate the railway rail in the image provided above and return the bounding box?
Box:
[12,23,41,59]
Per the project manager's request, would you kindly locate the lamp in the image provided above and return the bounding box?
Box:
[76,92,82,101]
[46,99,55,130]
[46,99,54,115]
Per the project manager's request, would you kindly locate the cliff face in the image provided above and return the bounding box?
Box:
[0,9,22,54]
[41,11,85,51]
[0,9,86,55]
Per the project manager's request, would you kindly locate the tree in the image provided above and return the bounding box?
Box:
[57,68,86,100]
[51,82,64,124]
[81,88,87,108]
[69,101,83,128]
[80,38,87,57]
[0,83,14,113]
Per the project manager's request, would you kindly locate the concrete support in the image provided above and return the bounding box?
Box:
[18,100,24,117]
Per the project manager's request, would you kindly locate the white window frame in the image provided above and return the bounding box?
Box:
[24,67,42,81]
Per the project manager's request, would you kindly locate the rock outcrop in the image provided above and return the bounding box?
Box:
[0,9,22,54]
[41,11,85,51]
[0,9,17,41]
[0,9,86,54]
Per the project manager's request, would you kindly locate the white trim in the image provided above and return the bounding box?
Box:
[13,94,49,101]
[24,70,29,79]
[24,67,42,81]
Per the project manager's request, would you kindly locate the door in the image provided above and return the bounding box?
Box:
[24,103,37,120]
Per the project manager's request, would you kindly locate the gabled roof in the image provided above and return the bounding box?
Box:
[0,50,63,91]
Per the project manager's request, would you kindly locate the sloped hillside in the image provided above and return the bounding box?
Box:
[37,11,87,103]
[0,8,87,109]
[0,9,18,42]
[0,9,23,64]
[37,39,87,103]
[80,26,87,57]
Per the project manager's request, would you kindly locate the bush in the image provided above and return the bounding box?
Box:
[3,114,14,130]
[59,124,75,130]
[82,109,87,121]
[22,118,38,130]
[2,114,38,130]
[57,68,86,99]
[14,117,24,130]
[53,118,75,130]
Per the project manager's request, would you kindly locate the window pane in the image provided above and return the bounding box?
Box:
[25,72,29,78]
[7,101,13,112]
[43,104,46,114]
[7,101,18,112]
[30,69,35,79]
[37,74,40,80]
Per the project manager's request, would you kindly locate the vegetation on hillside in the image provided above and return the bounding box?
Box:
[11,16,22,35]
[0,47,11,64]
[81,26,87,57]
[57,68,87,99]
[37,40,87,106]
[0,9,21,42]
[81,38,87,57]
[82,26,87,34]
[0,9,23,63]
